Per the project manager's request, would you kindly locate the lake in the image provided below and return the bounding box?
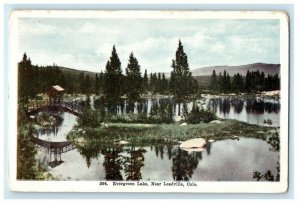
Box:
[37,136,279,181]
[33,95,280,181]
[92,95,280,126]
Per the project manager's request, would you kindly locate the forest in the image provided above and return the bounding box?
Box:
[18,40,280,111]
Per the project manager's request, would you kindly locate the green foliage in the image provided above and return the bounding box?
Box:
[125,52,143,103]
[210,70,218,92]
[170,40,196,102]
[149,101,173,124]
[267,132,280,151]
[103,46,123,113]
[186,102,217,124]
[77,108,105,128]
[245,70,280,93]
[231,73,244,93]
[142,69,149,92]
[209,69,280,94]
[17,125,38,179]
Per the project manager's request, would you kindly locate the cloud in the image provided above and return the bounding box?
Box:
[17,18,280,73]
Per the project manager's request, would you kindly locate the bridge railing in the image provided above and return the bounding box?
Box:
[27,101,83,115]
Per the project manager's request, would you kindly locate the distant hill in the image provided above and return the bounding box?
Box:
[191,63,280,77]
[58,66,98,78]
[51,62,280,80]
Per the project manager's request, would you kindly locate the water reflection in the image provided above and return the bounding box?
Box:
[102,147,123,180]
[93,96,280,126]
[47,137,279,181]
[34,112,77,142]
[124,146,146,180]
[172,147,202,181]
[208,97,280,126]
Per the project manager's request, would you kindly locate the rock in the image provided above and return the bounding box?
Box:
[174,116,183,122]
[210,120,222,124]
[180,122,187,126]
[181,147,205,152]
[76,137,86,143]
[179,138,206,149]
[76,137,86,146]
[30,115,35,119]
[230,135,239,140]
[119,140,129,145]
[101,122,109,128]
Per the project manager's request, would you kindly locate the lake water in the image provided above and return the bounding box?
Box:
[38,137,279,181]
[34,112,77,142]
[93,96,280,126]
[207,97,280,127]
[33,96,280,181]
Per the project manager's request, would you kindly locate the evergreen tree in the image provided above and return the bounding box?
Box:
[103,45,123,113]
[210,70,218,92]
[125,52,143,103]
[161,73,168,94]
[232,73,244,93]
[79,72,85,93]
[95,73,100,95]
[99,71,105,94]
[170,40,194,102]
[18,53,39,104]
[85,74,91,94]
[158,73,162,94]
[143,69,148,92]
[151,73,158,93]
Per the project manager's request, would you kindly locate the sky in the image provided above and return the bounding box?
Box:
[17,18,280,73]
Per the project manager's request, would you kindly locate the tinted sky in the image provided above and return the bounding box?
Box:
[17,18,280,73]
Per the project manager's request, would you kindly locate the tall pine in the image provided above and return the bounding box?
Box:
[104,45,123,113]
[125,52,143,103]
[170,40,194,102]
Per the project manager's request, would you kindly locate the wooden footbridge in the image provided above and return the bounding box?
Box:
[27,99,81,164]
[27,101,83,116]
[32,135,76,163]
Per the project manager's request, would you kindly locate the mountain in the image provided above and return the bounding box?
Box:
[190,63,280,77]
[58,66,98,78]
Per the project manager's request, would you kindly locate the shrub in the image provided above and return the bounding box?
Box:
[186,102,217,124]
[77,108,105,128]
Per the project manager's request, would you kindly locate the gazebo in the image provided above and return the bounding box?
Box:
[46,85,65,105]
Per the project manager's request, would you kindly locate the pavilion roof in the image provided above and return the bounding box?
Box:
[51,85,64,92]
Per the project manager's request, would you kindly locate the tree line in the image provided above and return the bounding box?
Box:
[209,69,280,94]
[18,40,198,110]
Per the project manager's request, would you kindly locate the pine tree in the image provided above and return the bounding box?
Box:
[18,53,38,104]
[85,74,91,94]
[170,40,194,102]
[103,45,123,113]
[142,69,148,92]
[99,71,105,94]
[232,73,244,93]
[161,73,168,94]
[95,73,100,95]
[125,52,143,103]
[79,72,85,93]
[210,70,218,92]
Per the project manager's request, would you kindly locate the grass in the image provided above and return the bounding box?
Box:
[68,119,278,147]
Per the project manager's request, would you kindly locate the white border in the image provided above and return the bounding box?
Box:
[8,10,289,193]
